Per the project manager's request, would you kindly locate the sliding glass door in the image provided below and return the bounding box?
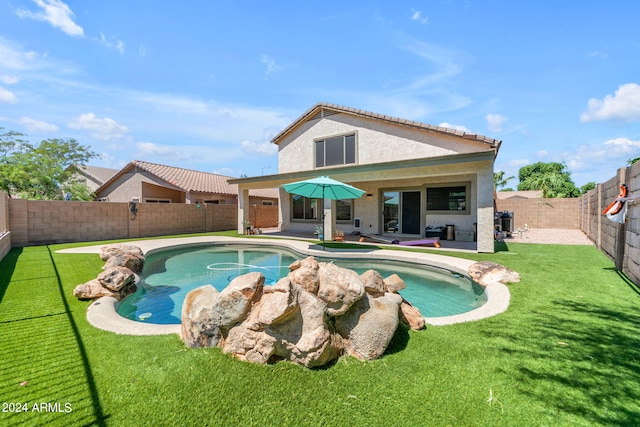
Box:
[382,190,421,235]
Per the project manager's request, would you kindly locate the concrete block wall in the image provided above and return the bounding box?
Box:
[495,197,580,229]
[580,163,640,286]
[4,200,277,248]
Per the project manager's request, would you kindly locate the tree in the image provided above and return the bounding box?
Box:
[494,171,514,191]
[580,182,596,195]
[628,157,640,165]
[517,161,580,198]
[1,128,97,200]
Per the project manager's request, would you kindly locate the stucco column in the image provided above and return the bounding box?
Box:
[323,198,334,241]
[477,168,495,253]
[238,187,250,234]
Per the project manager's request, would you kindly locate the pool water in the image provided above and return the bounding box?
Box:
[116,244,487,324]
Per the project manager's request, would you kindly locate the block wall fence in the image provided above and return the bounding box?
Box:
[579,162,640,286]
[0,195,278,249]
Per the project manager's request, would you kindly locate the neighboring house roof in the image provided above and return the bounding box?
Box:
[72,165,119,185]
[271,102,502,152]
[496,190,543,200]
[97,160,278,199]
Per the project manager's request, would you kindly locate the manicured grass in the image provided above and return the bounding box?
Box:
[1,235,639,426]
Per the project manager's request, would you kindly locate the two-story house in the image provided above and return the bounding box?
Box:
[229,103,501,252]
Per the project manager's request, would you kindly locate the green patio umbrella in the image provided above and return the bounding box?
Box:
[283,176,365,249]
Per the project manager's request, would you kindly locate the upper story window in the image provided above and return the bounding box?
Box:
[315,134,356,168]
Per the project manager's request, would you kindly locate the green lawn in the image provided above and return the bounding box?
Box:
[1,235,639,426]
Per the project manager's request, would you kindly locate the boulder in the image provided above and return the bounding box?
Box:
[287,256,320,294]
[360,269,385,297]
[400,298,425,330]
[104,252,145,274]
[212,272,264,328]
[100,244,144,261]
[383,274,407,293]
[181,285,222,348]
[316,262,365,316]
[336,292,403,361]
[468,261,520,287]
[181,257,425,367]
[73,279,136,301]
[97,266,135,291]
[73,244,145,301]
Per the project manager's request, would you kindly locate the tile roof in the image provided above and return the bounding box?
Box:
[271,102,502,150]
[101,160,278,198]
[75,165,119,184]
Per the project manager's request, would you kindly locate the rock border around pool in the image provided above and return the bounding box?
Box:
[61,236,516,335]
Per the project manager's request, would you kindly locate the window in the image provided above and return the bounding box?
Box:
[315,134,356,168]
[144,198,171,203]
[262,200,274,206]
[336,199,352,222]
[292,195,318,220]
[204,200,220,204]
[427,186,467,211]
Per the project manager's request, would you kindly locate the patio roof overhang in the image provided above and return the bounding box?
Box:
[228,151,495,189]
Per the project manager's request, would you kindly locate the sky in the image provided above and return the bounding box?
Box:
[1,1,639,188]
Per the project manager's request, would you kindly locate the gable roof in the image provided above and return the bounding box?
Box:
[496,190,543,200]
[271,102,502,152]
[72,165,119,184]
[97,160,278,198]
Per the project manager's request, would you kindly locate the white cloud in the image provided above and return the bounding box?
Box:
[16,0,84,37]
[1,75,19,84]
[240,140,278,156]
[537,150,548,157]
[136,141,192,160]
[411,10,429,25]
[486,114,507,132]
[438,122,471,133]
[68,113,128,140]
[19,116,59,133]
[96,33,125,54]
[0,39,45,71]
[510,159,530,168]
[580,83,640,122]
[261,54,283,77]
[0,86,17,103]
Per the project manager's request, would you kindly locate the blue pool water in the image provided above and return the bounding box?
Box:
[116,244,487,324]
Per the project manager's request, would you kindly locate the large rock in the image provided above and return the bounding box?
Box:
[97,266,135,291]
[287,256,320,294]
[73,279,136,300]
[336,292,403,361]
[181,285,221,348]
[361,269,385,297]
[181,256,425,367]
[383,274,407,293]
[100,244,144,261]
[400,299,425,330]
[103,252,145,274]
[73,244,145,301]
[316,262,365,316]
[468,261,520,287]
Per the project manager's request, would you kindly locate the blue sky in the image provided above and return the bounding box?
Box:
[1,1,639,187]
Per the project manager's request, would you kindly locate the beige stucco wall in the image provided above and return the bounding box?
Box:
[278,159,495,252]
[97,170,184,202]
[278,113,494,174]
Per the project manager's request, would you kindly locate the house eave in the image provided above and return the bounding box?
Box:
[229,151,495,187]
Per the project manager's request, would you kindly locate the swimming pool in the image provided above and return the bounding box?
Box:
[116,244,487,324]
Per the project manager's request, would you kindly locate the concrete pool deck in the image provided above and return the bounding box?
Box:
[58,236,511,335]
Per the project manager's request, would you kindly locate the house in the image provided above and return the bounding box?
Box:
[95,160,278,205]
[68,165,120,193]
[229,103,501,252]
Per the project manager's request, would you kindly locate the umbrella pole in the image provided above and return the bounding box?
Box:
[321,187,325,250]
